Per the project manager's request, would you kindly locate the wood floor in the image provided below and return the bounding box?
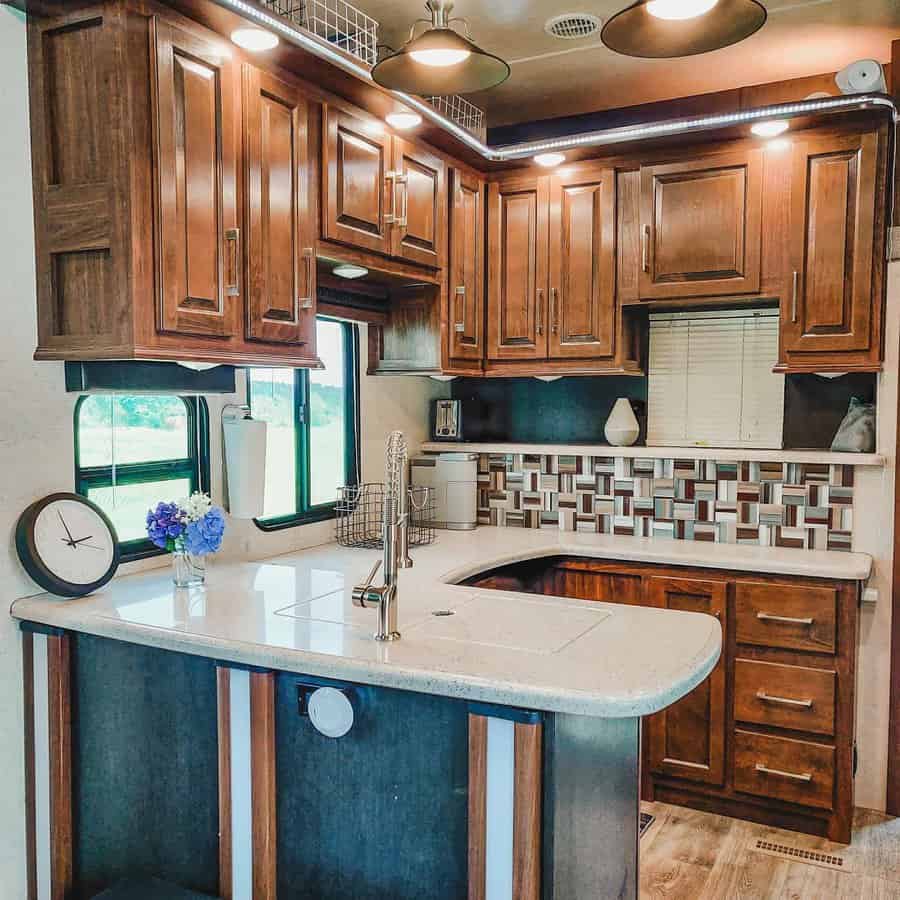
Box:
[640,802,900,899]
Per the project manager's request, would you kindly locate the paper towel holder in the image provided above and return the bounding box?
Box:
[221,404,266,518]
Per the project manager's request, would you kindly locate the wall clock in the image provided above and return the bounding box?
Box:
[16,493,120,597]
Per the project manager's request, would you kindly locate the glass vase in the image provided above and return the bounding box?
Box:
[172,549,206,588]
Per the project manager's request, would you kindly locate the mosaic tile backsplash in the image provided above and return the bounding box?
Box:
[477,454,855,551]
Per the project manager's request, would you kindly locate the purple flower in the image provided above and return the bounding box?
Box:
[184,506,226,556]
[146,501,186,550]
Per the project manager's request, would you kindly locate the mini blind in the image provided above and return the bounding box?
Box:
[647,309,784,449]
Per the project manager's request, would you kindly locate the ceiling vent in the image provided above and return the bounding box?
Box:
[544,13,602,40]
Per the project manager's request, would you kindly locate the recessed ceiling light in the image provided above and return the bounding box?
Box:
[386,111,423,130]
[751,120,789,138]
[534,152,566,167]
[646,0,718,20]
[333,264,369,280]
[231,27,279,52]
[764,138,792,152]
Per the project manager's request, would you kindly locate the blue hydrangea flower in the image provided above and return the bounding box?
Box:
[146,501,186,550]
[184,506,226,556]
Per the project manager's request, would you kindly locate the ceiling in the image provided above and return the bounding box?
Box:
[353,0,900,127]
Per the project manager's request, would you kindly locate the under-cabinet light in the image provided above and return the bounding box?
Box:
[333,264,369,280]
[534,152,566,167]
[231,27,279,52]
[751,120,790,138]
[386,112,423,130]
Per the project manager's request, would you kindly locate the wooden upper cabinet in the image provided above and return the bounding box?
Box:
[322,105,392,255]
[548,166,617,359]
[448,169,485,362]
[242,66,316,349]
[639,150,763,299]
[645,576,727,786]
[391,138,445,268]
[781,131,881,360]
[152,18,240,339]
[487,177,549,360]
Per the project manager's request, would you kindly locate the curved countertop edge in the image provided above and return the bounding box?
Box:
[9,592,723,718]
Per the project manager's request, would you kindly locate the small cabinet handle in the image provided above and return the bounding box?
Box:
[642,225,651,273]
[396,173,408,228]
[299,247,314,310]
[551,287,560,334]
[791,270,799,323]
[385,171,398,225]
[755,763,812,783]
[536,288,544,336]
[756,690,814,709]
[225,227,240,297]
[454,286,466,332]
[757,612,814,626]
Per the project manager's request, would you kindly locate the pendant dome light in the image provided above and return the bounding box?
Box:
[601,0,767,58]
[371,1,510,96]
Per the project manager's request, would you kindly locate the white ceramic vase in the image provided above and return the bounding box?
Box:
[604,398,640,447]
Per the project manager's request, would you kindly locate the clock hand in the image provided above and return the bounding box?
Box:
[71,535,94,546]
[75,542,106,551]
[57,510,76,546]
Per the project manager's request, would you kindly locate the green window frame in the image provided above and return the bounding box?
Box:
[74,395,210,561]
[249,318,360,530]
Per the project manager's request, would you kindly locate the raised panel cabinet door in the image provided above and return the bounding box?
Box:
[242,66,315,348]
[639,150,763,299]
[391,138,445,268]
[646,576,727,786]
[152,19,240,339]
[548,166,617,359]
[322,105,391,255]
[448,169,484,362]
[487,177,549,360]
[782,131,879,355]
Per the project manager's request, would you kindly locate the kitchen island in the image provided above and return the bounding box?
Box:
[11,529,869,900]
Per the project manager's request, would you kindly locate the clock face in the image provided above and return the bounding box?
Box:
[17,494,119,597]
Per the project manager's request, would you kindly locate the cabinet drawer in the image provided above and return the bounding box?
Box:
[734,659,835,735]
[735,582,837,653]
[734,730,834,810]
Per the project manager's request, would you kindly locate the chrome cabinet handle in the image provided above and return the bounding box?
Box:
[642,225,651,273]
[536,288,544,335]
[385,171,398,225]
[757,612,814,626]
[755,763,812,783]
[396,173,408,228]
[454,285,466,332]
[225,227,240,297]
[791,270,799,323]
[551,287,559,334]
[299,247,314,310]
[756,690,813,709]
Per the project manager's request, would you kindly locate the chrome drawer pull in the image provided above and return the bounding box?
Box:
[757,612,814,626]
[756,690,813,709]
[755,763,812,783]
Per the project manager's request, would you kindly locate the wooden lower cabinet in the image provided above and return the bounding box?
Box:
[463,556,860,843]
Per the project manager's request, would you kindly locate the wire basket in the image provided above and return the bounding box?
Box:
[335,483,436,549]
[260,0,379,67]
[426,95,487,142]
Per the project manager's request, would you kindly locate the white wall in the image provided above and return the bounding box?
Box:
[0,9,447,890]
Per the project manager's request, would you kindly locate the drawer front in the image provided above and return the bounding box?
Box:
[734,659,836,735]
[735,582,837,653]
[734,730,834,810]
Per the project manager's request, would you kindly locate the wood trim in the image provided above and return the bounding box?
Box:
[216,667,233,900]
[22,632,36,900]
[467,714,487,900]
[250,672,277,900]
[892,38,900,227]
[47,634,72,900]
[513,722,542,900]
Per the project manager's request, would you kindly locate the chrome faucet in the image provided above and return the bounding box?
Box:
[352,432,412,641]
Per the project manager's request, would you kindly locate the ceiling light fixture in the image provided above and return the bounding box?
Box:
[333,264,369,280]
[371,0,510,95]
[601,0,766,59]
[386,111,423,130]
[230,27,279,52]
[751,120,789,138]
[534,152,566,167]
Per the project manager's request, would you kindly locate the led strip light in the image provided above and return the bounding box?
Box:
[214,0,897,162]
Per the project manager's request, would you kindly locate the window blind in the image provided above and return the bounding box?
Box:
[647,309,784,449]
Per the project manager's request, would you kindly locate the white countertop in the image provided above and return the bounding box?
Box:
[422,442,885,466]
[10,528,870,718]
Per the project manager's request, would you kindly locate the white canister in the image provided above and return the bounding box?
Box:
[604,398,640,447]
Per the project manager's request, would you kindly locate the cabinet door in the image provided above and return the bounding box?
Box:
[322,105,392,255]
[391,138,445,268]
[782,132,879,355]
[153,19,240,338]
[448,169,484,362]
[548,166,617,359]
[639,150,763,299]
[487,177,549,360]
[646,576,727,786]
[242,66,315,347]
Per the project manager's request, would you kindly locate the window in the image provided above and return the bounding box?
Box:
[647,309,784,449]
[249,318,359,528]
[75,395,209,560]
